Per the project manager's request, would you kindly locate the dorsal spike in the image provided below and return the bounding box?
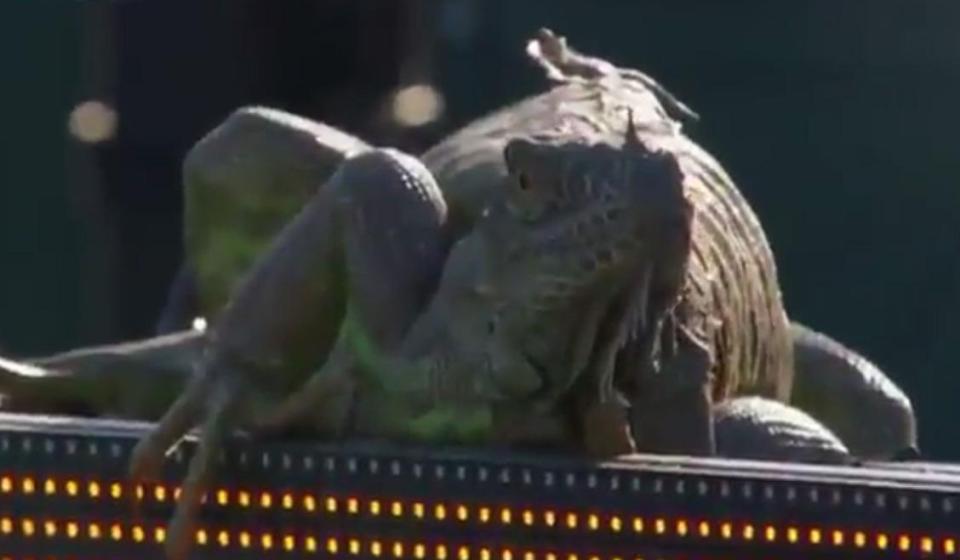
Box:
[624,108,643,151]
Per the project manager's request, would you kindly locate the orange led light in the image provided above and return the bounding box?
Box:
[347,497,359,514]
[110,524,122,541]
[0,476,11,493]
[0,518,11,535]
[945,538,957,555]
[676,519,689,536]
[921,536,933,553]
[698,521,710,537]
[654,518,666,535]
[502,549,514,560]
[565,513,577,529]
[134,484,144,500]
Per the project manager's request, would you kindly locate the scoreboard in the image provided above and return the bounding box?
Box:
[0,413,956,559]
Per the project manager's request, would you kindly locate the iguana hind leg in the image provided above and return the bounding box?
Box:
[789,321,918,460]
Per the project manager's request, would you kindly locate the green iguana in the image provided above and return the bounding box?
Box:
[0,29,916,560]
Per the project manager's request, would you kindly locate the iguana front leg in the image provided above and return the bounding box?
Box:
[130,148,450,560]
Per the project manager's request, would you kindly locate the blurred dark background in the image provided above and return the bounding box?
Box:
[0,1,957,458]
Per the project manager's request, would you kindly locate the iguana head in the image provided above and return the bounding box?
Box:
[473,117,695,400]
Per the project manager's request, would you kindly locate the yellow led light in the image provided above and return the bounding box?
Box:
[565,513,578,529]
[305,536,317,553]
[457,505,469,521]
[327,538,339,554]
[0,518,10,535]
[21,518,35,537]
[43,478,56,495]
[897,534,910,551]
[154,527,166,543]
[676,519,689,537]
[786,526,798,543]
[88,522,102,540]
[217,530,230,547]
[66,479,78,496]
[854,531,866,548]
[876,533,889,550]
[944,538,956,555]
[698,521,710,537]
[764,525,776,542]
[0,476,11,493]
[545,511,557,527]
[480,548,491,560]
[501,508,513,525]
[260,492,273,509]
[134,484,144,501]
[132,525,145,543]
[524,552,535,560]
[326,496,338,513]
[347,497,359,514]
[809,528,822,544]
[458,545,470,560]
[371,540,383,557]
[239,531,251,549]
[87,481,99,498]
[654,518,666,535]
[609,516,622,533]
[110,483,122,499]
[110,524,122,541]
[632,517,644,533]
[349,538,361,554]
[721,522,732,539]
[370,499,382,516]
[174,486,182,500]
[261,533,274,550]
[195,529,207,546]
[522,510,535,526]
[154,486,166,502]
[282,493,294,510]
[479,507,491,523]
[435,504,447,520]
[414,543,426,559]
[921,537,933,553]
[67,522,79,539]
[391,501,404,516]
[502,549,514,560]
[215,489,229,505]
[742,523,755,541]
[392,541,404,558]
[414,502,425,519]
[436,544,449,560]
[304,495,316,512]
[588,514,600,531]
[239,491,251,507]
[22,477,35,494]
[546,554,557,560]
[43,520,56,537]
[832,530,844,546]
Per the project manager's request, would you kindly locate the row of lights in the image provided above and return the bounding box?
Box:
[0,508,955,557]
[1,515,954,559]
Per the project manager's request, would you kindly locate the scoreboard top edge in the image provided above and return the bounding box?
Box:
[1,412,957,494]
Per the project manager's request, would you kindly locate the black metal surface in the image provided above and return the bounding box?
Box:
[0,412,956,559]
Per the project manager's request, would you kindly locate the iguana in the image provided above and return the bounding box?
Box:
[0,29,917,559]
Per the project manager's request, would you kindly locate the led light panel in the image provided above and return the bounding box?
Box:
[0,413,956,559]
